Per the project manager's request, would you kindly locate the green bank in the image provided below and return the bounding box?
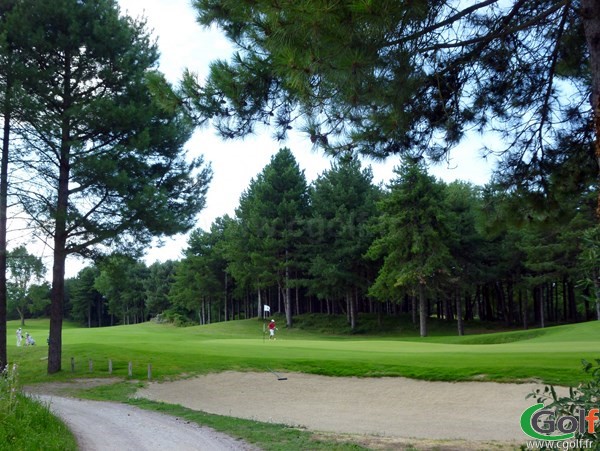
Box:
[8,317,600,386]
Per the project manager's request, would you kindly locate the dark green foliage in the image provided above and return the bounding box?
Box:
[169,223,228,324]
[232,148,309,327]
[64,150,597,334]
[68,266,104,328]
[579,226,600,320]
[530,359,600,447]
[144,261,177,319]
[306,157,380,329]
[6,246,45,326]
[368,160,452,336]
[186,0,593,173]
[94,255,149,325]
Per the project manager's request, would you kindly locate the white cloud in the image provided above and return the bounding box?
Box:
[111,1,497,267]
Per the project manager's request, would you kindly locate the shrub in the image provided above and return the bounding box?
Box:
[528,359,600,447]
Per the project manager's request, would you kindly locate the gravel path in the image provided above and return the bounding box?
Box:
[29,393,258,451]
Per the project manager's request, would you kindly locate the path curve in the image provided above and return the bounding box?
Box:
[30,394,258,451]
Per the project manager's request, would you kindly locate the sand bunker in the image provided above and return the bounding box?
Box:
[136,371,552,445]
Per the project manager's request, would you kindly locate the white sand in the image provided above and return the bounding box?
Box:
[136,371,552,445]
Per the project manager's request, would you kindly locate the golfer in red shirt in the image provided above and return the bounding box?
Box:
[268,319,277,340]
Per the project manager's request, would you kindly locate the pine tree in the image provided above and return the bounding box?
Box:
[144,261,176,320]
[307,157,380,330]
[186,0,599,215]
[10,0,211,373]
[69,266,104,328]
[368,160,452,337]
[233,148,309,327]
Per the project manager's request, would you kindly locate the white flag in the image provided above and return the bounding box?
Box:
[263,305,271,313]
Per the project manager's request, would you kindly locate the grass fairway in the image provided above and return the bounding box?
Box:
[7,316,600,387]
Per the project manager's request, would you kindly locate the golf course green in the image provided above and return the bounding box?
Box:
[8,316,600,387]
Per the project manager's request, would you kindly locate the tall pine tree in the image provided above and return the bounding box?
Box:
[368,160,452,337]
[234,148,308,327]
[307,157,379,330]
[11,0,211,373]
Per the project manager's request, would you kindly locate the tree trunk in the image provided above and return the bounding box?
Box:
[594,273,600,320]
[567,280,576,322]
[224,281,229,321]
[347,290,356,331]
[48,243,67,373]
[582,0,600,219]
[464,292,473,321]
[418,283,427,337]
[456,290,464,336]
[257,287,262,318]
[48,56,72,374]
[538,287,545,328]
[507,281,515,325]
[0,75,11,370]
[277,281,282,313]
[520,289,528,330]
[284,250,292,328]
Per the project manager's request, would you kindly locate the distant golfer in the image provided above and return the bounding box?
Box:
[268,319,277,340]
[25,332,35,346]
[16,328,22,347]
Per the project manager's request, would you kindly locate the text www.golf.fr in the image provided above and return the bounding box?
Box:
[525,439,594,449]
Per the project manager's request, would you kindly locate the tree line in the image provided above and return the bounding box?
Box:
[37,147,597,337]
[2,0,600,372]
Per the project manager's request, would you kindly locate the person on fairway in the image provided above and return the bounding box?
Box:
[25,332,35,346]
[16,328,22,347]
[268,319,277,340]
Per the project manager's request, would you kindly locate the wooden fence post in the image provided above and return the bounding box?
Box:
[147,364,152,381]
[88,359,93,373]
[108,359,112,375]
[71,357,75,373]
[128,361,133,377]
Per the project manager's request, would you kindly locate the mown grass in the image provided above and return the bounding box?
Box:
[4,315,599,450]
[7,315,599,386]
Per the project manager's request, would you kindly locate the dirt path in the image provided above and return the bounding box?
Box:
[25,380,258,451]
[136,371,552,449]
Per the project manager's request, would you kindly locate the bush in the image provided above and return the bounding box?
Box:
[528,359,600,448]
[156,310,195,327]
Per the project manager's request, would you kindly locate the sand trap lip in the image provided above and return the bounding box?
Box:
[136,371,551,443]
